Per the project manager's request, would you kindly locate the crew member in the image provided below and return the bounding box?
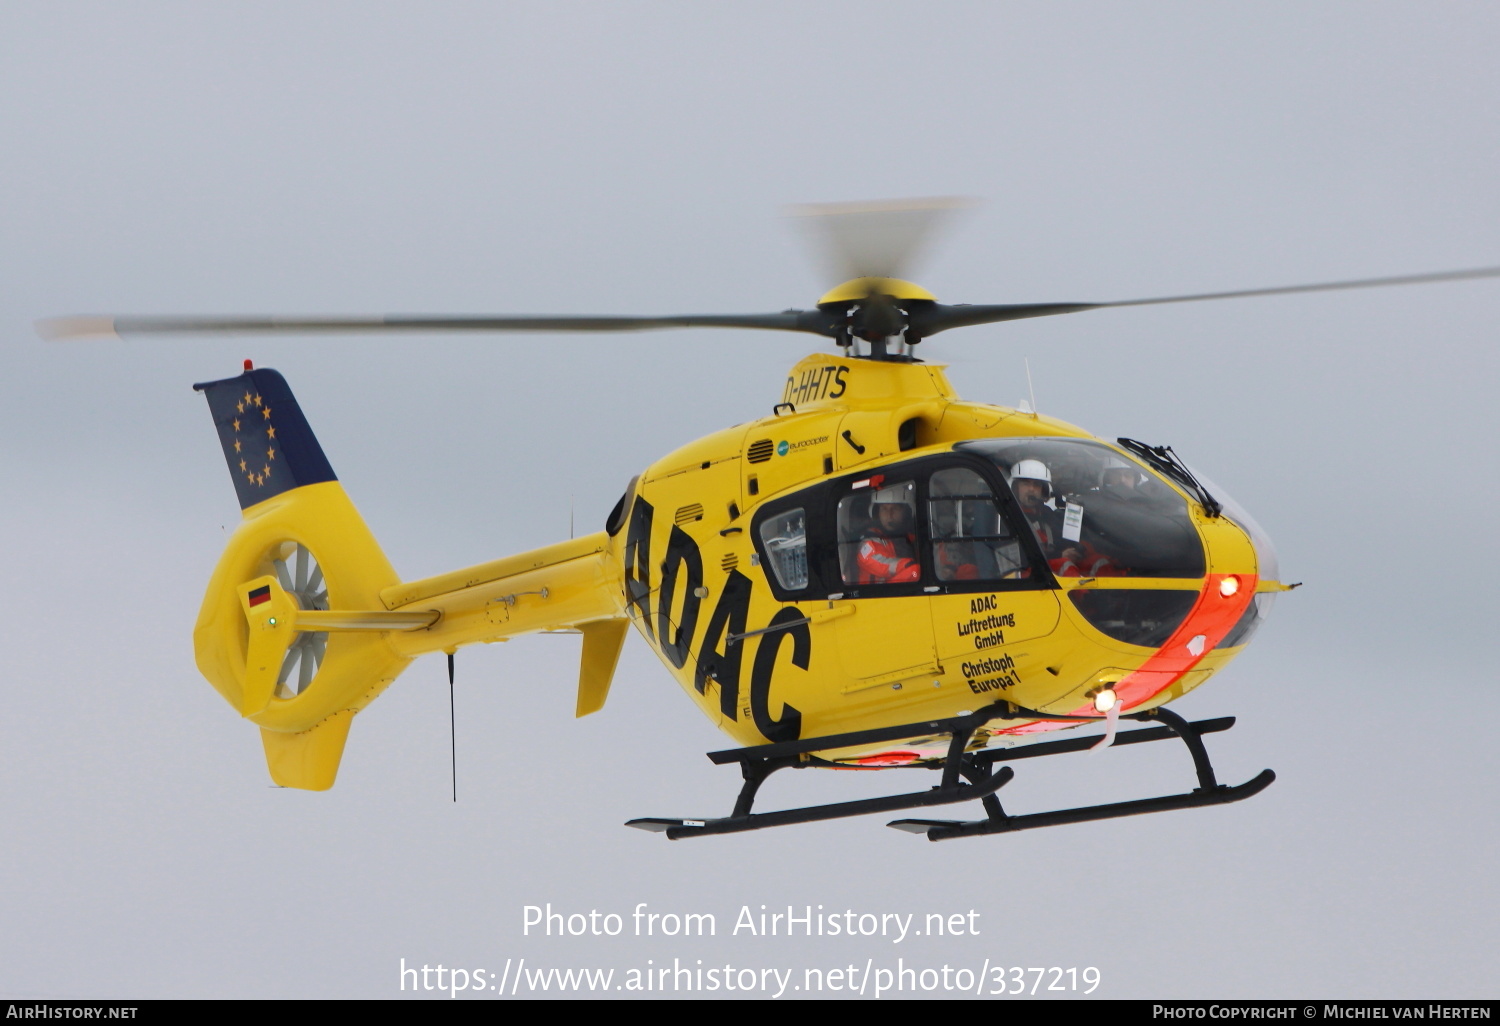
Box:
[1010,458,1095,573]
[857,484,921,584]
[1010,459,1065,557]
[1100,465,1144,499]
[936,540,980,581]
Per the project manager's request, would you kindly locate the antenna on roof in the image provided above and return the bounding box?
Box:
[1020,358,1038,417]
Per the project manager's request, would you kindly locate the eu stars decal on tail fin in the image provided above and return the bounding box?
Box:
[195,364,336,508]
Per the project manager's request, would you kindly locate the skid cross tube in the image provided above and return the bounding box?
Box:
[971,716,1235,765]
[905,769,1277,841]
[890,706,1274,841]
[627,702,1273,840]
[703,701,1010,766]
[982,705,1231,790]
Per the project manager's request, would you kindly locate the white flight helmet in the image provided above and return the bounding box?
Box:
[872,483,913,509]
[1010,458,1052,498]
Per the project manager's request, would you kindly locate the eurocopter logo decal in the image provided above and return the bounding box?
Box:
[777,435,830,457]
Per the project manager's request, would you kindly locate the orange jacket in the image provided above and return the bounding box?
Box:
[857,533,920,584]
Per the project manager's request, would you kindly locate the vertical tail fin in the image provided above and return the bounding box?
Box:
[194,365,336,509]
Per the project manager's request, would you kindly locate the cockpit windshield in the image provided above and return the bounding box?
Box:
[956,438,1206,578]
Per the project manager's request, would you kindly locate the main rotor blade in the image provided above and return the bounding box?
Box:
[38,265,1500,344]
[36,310,839,342]
[912,265,1500,336]
[791,197,974,284]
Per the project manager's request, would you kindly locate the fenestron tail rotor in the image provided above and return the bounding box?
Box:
[271,542,329,700]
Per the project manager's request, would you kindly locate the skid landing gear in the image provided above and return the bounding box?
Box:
[626,704,1273,841]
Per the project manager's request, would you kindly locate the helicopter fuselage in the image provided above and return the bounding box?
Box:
[192,351,1280,789]
[69,206,1472,804]
[581,353,1275,761]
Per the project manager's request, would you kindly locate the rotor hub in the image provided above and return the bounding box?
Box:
[815,278,938,360]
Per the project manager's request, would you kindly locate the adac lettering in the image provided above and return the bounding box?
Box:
[625,495,807,740]
[781,364,849,405]
[656,525,703,669]
[956,596,1015,650]
[748,608,805,743]
[695,569,751,718]
[623,496,655,641]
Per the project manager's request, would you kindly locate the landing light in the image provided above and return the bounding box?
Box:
[1093,688,1118,714]
[1219,576,1240,597]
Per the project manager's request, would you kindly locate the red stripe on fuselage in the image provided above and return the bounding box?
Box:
[996,574,1256,735]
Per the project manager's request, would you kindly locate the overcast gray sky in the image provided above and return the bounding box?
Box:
[2,1,1497,1000]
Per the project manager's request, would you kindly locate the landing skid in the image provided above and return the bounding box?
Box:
[626,704,1273,841]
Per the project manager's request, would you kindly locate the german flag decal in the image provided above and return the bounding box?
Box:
[248,585,272,608]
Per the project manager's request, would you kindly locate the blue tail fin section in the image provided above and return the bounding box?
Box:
[194,367,336,509]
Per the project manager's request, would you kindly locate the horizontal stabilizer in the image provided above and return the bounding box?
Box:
[295,609,439,632]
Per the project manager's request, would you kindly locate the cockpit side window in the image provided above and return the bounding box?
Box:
[927,467,1025,582]
[751,454,1056,601]
[758,508,808,591]
[837,479,920,586]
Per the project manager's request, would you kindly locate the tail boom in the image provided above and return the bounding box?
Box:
[379,533,622,660]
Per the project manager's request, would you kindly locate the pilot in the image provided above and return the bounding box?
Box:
[1064,465,1144,577]
[1010,459,1064,556]
[1100,465,1146,500]
[857,485,921,584]
[1011,459,1090,572]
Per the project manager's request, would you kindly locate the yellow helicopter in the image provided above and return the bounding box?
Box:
[39,202,1500,841]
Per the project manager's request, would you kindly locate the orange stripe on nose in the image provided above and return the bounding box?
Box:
[998,574,1256,735]
[1076,573,1256,713]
